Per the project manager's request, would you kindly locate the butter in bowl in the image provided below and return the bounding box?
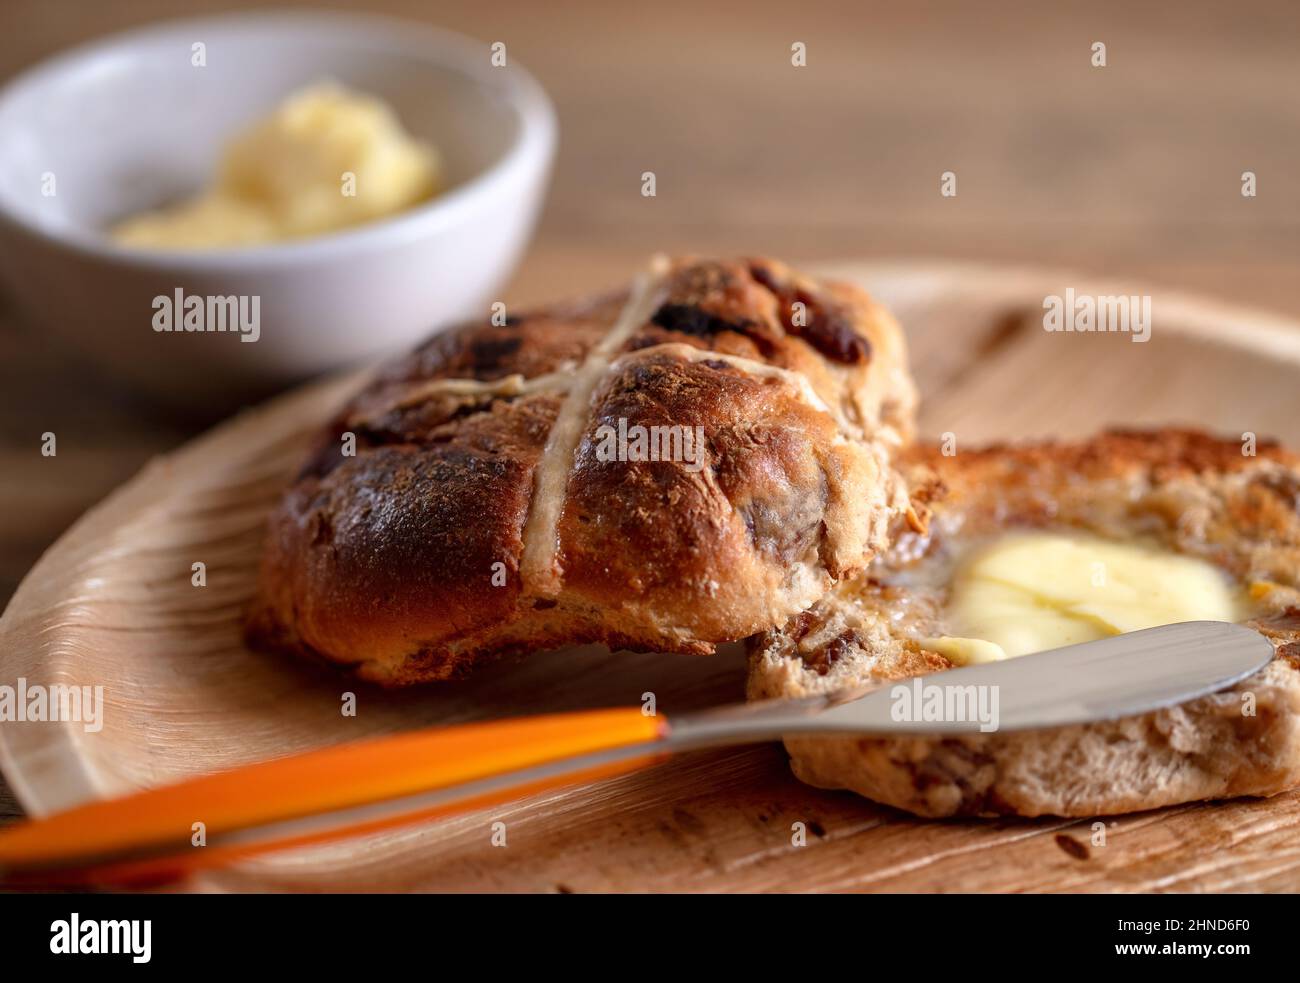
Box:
[0,12,556,403]
[112,81,443,251]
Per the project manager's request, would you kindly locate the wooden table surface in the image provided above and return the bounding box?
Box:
[2,0,1298,840]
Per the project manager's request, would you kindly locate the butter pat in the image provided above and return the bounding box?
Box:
[113,82,440,249]
[923,532,1242,665]
[920,635,1009,666]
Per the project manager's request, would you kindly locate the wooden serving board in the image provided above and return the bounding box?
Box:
[4,260,1300,893]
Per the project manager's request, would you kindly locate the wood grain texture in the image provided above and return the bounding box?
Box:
[2,0,1299,886]
[2,261,1299,892]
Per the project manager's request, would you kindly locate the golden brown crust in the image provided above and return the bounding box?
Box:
[247,257,916,684]
[749,429,1300,817]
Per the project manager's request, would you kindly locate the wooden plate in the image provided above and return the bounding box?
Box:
[4,260,1300,893]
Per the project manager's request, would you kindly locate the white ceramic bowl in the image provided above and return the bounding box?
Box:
[0,12,556,402]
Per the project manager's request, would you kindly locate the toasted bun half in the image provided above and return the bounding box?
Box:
[748,430,1300,817]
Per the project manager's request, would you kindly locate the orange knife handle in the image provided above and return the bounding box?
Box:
[0,706,669,874]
